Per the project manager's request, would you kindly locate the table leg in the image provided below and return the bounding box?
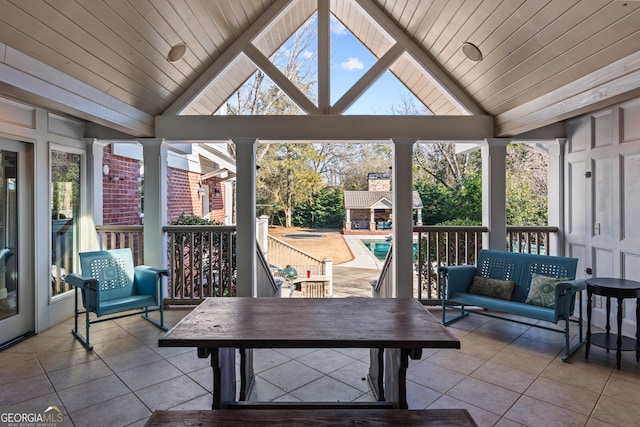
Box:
[586,290,592,359]
[198,347,236,409]
[616,297,623,370]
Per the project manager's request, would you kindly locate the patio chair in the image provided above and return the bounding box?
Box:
[65,248,168,350]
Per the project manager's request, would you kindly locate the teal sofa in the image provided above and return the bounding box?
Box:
[439,249,585,361]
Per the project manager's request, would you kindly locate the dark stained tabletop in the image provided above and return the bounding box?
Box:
[159,297,460,350]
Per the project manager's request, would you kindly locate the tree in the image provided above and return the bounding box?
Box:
[257,143,323,227]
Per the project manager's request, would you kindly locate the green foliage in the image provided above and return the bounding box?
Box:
[415,172,482,225]
[292,187,345,227]
[170,212,222,226]
[257,143,324,227]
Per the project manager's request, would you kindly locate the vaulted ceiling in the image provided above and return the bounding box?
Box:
[1,0,639,138]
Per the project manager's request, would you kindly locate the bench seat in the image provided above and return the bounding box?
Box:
[97,294,157,316]
[144,408,477,427]
[440,249,586,361]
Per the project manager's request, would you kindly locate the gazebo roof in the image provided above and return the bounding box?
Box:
[344,191,423,210]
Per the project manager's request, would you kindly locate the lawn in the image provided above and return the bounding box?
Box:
[268,226,354,265]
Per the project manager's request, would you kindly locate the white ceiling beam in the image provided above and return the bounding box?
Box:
[243,44,321,115]
[331,43,405,115]
[353,0,484,116]
[0,44,153,136]
[164,0,296,115]
[155,114,494,141]
[495,50,640,136]
[318,0,331,114]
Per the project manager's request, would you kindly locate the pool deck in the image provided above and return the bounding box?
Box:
[338,235,386,270]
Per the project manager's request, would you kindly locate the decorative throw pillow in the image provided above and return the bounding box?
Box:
[525,273,572,308]
[468,276,515,300]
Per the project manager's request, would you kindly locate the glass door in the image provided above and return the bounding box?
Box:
[0,138,33,346]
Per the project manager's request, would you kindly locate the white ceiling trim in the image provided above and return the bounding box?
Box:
[0,43,153,136]
[495,50,640,136]
[155,114,494,141]
[164,0,297,115]
[243,44,320,114]
[352,0,484,116]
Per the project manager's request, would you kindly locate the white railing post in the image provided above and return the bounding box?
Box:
[324,258,333,297]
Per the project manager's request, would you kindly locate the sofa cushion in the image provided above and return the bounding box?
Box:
[468,276,515,300]
[525,273,572,308]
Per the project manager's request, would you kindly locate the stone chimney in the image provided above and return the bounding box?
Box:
[367,172,390,191]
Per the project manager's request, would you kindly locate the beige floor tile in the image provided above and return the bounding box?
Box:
[290,375,363,402]
[135,375,208,411]
[458,333,510,360]
[0,353,44,385]
[406,380,441,409]
[592,394,640,426]
[407,359,466,393]
[38,347,100,372]
[117,359,183,391]
[69,393,151,427]
[47,359,113,390]
[602,375,640,406]
[0,374,55,406]
[427,348,485,376]
[300,348,359,374]
[447,376,520,416]
[259,360,324,393]
[101,345,163,373]
[505,395,588,427]
[541,357,611,394]
[327,359,372,393]
[471,360,537,393]
[490,346,553,375]
[428,394,501,427]
[525,376,599,416]
[57,375,129,413]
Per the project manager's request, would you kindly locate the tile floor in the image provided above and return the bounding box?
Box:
[2,282,640,426]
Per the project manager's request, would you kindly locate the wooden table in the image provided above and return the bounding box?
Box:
[585,277,640,369]
[159,297,460,409]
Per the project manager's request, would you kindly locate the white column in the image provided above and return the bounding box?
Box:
[224,180,234,225]
[141,139,168,269]
[392,139,415,298]
[547,139,566,256]
[234,138,257,297]
[481,139,509,250]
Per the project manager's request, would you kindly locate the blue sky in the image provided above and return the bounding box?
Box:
[326,16,424,114]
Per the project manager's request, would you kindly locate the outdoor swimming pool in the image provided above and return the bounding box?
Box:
[361,239,417,261]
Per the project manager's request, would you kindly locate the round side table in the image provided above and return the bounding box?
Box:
[585,277,640,369]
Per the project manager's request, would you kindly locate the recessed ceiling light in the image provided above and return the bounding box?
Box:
[461,42,483,61]
[167,43,187,62]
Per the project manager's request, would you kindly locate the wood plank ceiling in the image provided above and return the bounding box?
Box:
[0,0,639,137]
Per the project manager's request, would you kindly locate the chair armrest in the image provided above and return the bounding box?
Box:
[555,279,586,294]
[438,265,477,298]
[65,273,98,289]
[134,265,168,298]
[554,279,586,317]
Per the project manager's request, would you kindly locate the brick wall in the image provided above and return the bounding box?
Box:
[103,145,229,225]
[167,167,201,222]
[103,146,142,225]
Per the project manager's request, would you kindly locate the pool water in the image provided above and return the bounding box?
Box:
[361,239,417,261]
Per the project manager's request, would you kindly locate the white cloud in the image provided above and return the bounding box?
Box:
[301,50,314,59]
[340,57,364,71]
[330,16,347,35]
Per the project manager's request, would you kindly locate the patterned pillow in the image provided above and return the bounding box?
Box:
[525,273,572,308]
[468,276,515,300]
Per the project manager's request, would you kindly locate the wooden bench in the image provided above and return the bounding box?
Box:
[65,248,168,350]
[144,408,478,427]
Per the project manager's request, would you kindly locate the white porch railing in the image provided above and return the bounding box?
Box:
[266,235,330,277]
